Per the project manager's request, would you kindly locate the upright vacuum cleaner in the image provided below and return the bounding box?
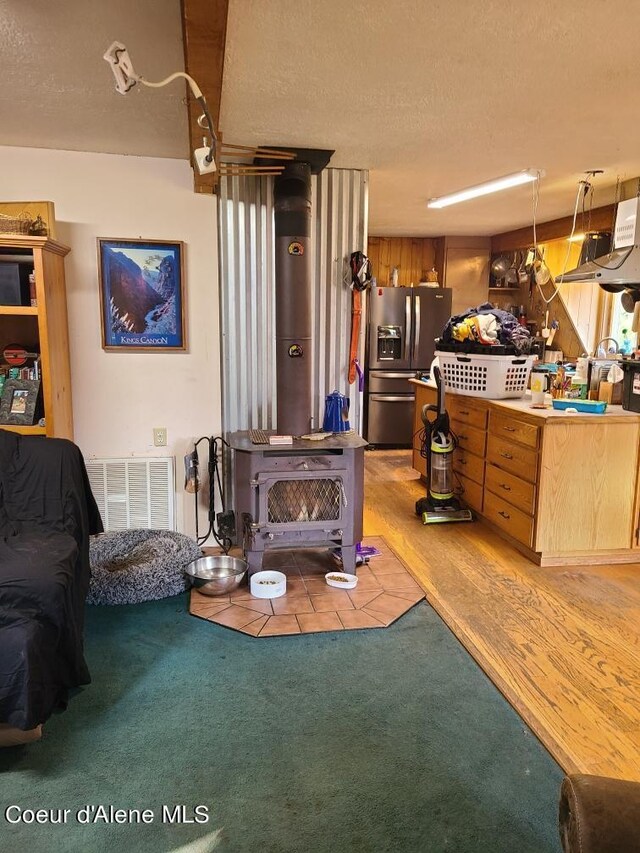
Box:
[415,366,473,524]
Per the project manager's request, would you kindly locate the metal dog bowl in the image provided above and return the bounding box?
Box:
[184,555,247,596]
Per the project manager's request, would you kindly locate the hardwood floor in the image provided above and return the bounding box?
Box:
[364,449,640,782]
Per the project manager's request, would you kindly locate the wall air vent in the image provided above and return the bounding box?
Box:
[85,457,175,532]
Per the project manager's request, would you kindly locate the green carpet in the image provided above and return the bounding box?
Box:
[0,596,562,853]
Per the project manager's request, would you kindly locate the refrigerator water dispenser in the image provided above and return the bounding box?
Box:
[377,325,403,361]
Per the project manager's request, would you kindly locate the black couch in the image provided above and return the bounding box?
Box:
[0,429,102,733]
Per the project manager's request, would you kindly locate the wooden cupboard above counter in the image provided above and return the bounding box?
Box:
[410,379,640,566]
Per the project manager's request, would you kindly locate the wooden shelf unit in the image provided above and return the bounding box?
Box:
[0,235,73,440]
[0,305,39,316]
[0,424,47,436]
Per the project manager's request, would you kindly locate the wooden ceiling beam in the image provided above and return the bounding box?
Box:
[180,0,229,194]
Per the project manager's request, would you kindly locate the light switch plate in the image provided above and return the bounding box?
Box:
[153,427,167,447]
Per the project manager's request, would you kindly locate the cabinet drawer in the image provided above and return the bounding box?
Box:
[447,396,488,430]
[487,435,538,484]
[484,491,534,547]
[490,411,540,449]
[452,447,485,485]
[451,420,486,457]
[455,473,483,513]
[485,463,536,516]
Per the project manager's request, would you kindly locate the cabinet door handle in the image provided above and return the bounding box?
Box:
[500,483,512,491]
[500,452,513,460]
[458,434,467,441]
[503,426,516,432]
[458,459,467,465]
[498,510,511,519]
[459,410,470,416]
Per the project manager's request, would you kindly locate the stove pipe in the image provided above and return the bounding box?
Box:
[274,162,313,436]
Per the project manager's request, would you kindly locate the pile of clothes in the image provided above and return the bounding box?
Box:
[441,303,532,354]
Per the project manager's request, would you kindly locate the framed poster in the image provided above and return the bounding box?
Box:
[97,238,186,351]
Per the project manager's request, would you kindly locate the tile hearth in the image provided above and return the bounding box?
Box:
[189,537,425,637]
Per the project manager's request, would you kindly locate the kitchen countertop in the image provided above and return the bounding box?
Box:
[409,377,640,424]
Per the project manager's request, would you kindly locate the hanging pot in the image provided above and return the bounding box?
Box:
[504,252,520,286]
[491,255,511,282]
[516,251,530,286]
[523,247,536,273]
[621,289,640,313]
[599,282,625,294]
[533,248,551,286]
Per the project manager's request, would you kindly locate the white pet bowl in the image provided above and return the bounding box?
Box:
[325,571,358,590]
[250,570,287,599]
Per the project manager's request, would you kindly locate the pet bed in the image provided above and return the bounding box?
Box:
[88,529,202,605]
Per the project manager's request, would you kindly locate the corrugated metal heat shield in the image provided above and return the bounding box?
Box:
[217,168,369,434]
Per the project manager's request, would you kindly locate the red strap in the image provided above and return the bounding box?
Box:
[348,290,362,384]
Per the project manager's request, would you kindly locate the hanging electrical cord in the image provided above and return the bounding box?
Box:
[533,171,601,305]
[193,435,232,551]
[103,43,217,173]
[138,71,218,165]
[584,178,593,234]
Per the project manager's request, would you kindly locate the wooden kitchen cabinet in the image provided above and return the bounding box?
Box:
[411,379,640,566]
[483,490,534,548]
[487,434,538,484]
[412,391,426,478]
[434,236,490,315]
[413,381,487,515]
[535,420,638,554]
[485,464,536,516]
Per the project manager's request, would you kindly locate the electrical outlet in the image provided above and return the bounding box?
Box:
[153,427,167,447]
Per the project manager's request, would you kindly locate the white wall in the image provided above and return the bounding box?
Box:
[0,146,221,536]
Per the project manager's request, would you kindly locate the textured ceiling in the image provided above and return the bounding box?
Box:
[3,0,640,236]
[220,0,640,235]
[0,0,188,159]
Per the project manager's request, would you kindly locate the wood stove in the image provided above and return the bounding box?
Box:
[228,157,366,573]
[230,432,366,575]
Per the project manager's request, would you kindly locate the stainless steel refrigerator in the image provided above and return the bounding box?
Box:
[364,286,452,446]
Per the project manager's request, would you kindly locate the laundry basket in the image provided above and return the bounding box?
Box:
[434,351,534,399]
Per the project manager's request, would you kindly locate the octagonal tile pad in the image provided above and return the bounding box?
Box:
[189,537,425,637]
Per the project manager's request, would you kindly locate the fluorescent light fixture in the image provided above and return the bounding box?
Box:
[567,233,586,243]
[428,169,541,209]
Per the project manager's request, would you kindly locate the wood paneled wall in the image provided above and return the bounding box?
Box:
[490,209,616,357]
[490,259,587,358]
[368,237,436,287]
[524,276,586,358]
[491,205,615,254]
